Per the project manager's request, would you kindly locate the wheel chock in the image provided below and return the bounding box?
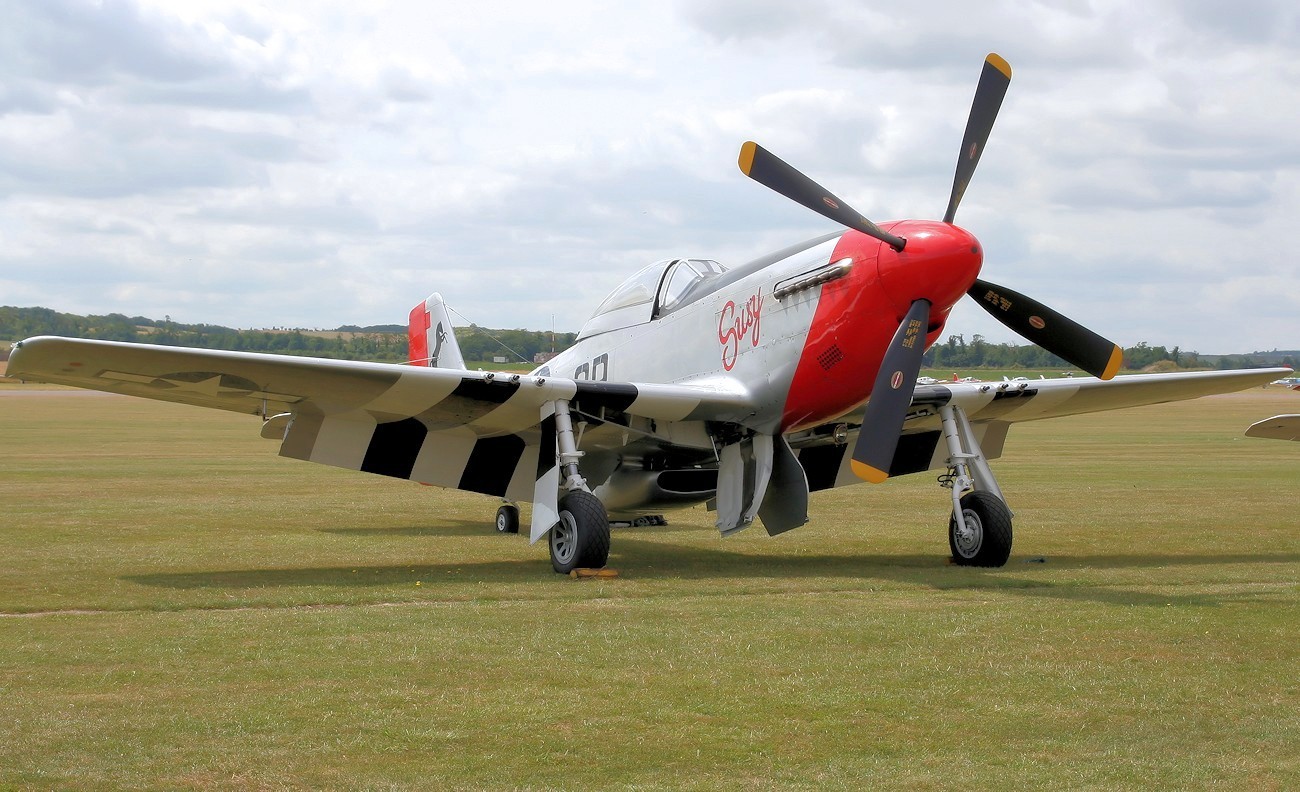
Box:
[569,568,619,579]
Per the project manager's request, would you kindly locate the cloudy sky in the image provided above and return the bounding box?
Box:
[3,0,1297,353]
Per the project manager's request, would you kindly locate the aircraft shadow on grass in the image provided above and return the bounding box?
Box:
[123,536,1300,609]
[315,519,490,538]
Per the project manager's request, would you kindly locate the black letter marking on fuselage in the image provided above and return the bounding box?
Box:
[574,353,610,382]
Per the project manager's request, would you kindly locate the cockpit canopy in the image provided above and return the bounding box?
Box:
[578,258,727,339]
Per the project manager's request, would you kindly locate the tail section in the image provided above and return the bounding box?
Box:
[408,293,466,369]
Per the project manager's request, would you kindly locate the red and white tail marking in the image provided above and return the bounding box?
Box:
[407,293,466,370]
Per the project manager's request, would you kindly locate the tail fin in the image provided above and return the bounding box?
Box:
[408,293,466,369]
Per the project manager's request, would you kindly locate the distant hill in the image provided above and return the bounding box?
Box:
[1199,350,1299,365]
[1,305,1291,370]
[0,306,575,364]
[335,324,406,334]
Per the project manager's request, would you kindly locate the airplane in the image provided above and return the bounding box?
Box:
[8,54,1291,574]
[1247,415,1300,442]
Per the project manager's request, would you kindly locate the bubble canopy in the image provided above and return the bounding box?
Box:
[578,258,727,339]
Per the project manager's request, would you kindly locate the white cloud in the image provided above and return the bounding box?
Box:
[0,0,1296,355]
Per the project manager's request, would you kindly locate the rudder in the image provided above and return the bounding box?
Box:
[408,293,466,369]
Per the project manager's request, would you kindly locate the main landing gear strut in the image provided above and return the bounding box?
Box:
[490,400,611,573]
[546,400,610,574]
[937,404,1013,567]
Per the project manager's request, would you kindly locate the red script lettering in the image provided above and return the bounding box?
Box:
[718,292,763,371]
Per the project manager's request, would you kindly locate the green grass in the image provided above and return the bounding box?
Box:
[2,386,1298,789]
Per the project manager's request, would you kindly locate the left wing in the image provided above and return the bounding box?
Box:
[792,368,1291,490]
[8,336,755,500]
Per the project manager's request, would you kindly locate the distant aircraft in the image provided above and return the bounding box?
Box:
[1246,415,1300,442]
[9,54,1290,573]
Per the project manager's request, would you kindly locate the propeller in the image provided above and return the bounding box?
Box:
[736,52,1124,481]
[968,279,1123,379]
[850,299,931,483]
[738,141,906,251]
[943,54,1012,225]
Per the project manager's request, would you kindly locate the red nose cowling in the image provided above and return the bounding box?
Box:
[781,221,983,432]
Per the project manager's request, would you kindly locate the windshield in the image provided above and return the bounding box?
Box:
[579,257,730,340]
[656,259,726,317]
[590,261,667,318]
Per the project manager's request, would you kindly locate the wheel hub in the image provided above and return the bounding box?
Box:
[551,512,578,565]
[953,509,983,558]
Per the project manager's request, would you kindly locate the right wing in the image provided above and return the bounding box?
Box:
[8,336,756,501]
[1246,415,1300,442]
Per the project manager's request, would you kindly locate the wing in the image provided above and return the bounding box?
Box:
[8,336,755,500]
[918,368,1290,424]
[1245,415,1300,442]
[791,368,1291,490]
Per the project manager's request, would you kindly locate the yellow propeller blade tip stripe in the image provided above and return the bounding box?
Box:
[738,141,757,175]
[851,459,890,484]
[986,53,1012,79]
[1101,345,1123,380]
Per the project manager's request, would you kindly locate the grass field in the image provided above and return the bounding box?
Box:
[2,385,1297,790]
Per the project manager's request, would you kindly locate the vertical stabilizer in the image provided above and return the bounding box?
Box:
[408,293,466,370]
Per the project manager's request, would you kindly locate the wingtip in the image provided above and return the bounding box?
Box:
[851,459,889,484]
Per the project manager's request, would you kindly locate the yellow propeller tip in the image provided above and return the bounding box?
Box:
[986,53,1012,80]
[738,141,757,175]
[851,460,890,484]
[1100,345,1123,380]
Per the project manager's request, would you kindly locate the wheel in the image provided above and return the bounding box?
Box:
[948,490,1013,567]
[549,491,610,574]
[495,504,520,534]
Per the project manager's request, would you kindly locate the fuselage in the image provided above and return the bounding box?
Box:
[539,221,984,437]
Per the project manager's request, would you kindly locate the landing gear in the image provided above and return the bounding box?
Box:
[948,490,1013,566]
[549,491,611,574]
[495,503,520,534]
[540,400,611,574]
[938,403,1014,567]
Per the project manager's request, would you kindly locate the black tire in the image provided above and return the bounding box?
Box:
[495,504,520,534]
[549,491,611,574]
[949,490,1013,567]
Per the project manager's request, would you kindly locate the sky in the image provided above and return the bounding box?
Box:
[2,0,1298,354]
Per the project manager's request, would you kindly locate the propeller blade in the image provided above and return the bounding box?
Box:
[851,299,932,483]
[969,278,1123,379]
[942,53,1012,224]
[739,141,906,251]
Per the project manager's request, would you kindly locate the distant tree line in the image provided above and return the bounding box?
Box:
[455,326,577,364]
[0,306,575,364]
[2,306,1291,370]
[923,334,1294,372]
